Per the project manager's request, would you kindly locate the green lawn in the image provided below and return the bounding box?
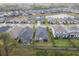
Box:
[33,41,53,47]
[70,39,79,47]
[8,46,34,56]
[54,39,73,48]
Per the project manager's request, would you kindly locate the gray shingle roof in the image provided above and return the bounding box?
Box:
[35,27,48,40]
[0,26,11,32]
[19,27,33,43]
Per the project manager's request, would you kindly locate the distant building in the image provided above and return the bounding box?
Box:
[0,12,4,18]
[46,16,57,24]
[35,16,45,22]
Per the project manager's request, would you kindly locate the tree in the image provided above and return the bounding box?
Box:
[0,33,20,56]
[0,33,10,56]
[32,25,36,46]
[0,40,4,56]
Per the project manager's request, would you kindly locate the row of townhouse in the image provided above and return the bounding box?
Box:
[0,10,29,18]
[0,25,48,45]
[46,14,79,24]
[0,25,33,45]
[52,25,79,38]
[23,13,79,24]
[0,6,79,18]
[30,6,79,15]
[1,24,79,45]
[0,14,79,25]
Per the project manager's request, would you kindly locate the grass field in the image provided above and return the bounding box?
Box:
[10,48,34,56]
[34,49,79,56]
[33,41,53,47]
[70,39,79,48]
[33,39,78,48]
[54,39,73,48]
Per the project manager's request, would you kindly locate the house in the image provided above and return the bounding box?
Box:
[12,11,20,16]
[0,26,11,32]
[52,25,79,38]
[46,16,57,24]
[68,26,79,38]
[35,26,48,42]
[0,18,5,21]
[60,18,78,24]
[9,26,23,39]
[31,9,43,14]
[18,27,33,45]
[0,12,4,18]
[35,16,45,22]
[52,25,68,38]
